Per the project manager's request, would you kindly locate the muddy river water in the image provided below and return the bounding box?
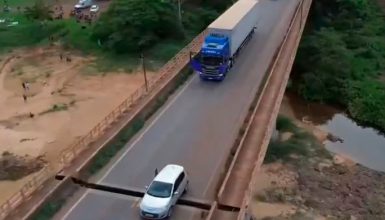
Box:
[285,92,385,172]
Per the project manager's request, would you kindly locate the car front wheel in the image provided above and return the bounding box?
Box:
[167,206,174,217]
[183,181,189,194]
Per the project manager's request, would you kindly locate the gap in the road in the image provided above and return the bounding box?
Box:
[71,177,145,197]
[69,177,213,211]
[217,203,241,212]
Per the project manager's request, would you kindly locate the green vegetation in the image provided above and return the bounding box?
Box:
[0,15,65,51]
[276,115,297,132]
[33,199,65,220]
[1,0,229,70]
[33,68,193,219]
[265,115,326,163]
[88,0,220,67]
[2,0,36,7]
[88,118,145,174]
[292,0,385,131]
[92,0,184,53]
[24,0,53,20]
[39,103,70,115]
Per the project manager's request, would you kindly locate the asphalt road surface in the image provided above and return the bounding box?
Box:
[60,190,205,220]
[59,0,300,219]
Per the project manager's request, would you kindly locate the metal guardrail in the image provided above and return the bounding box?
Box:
[208,0,305,213]
[60,30,207,167]
[0,166,54,219]
[0,30,207,220]
[203,2,309,218]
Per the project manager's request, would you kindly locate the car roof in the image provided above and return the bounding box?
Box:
[153,164,184,184]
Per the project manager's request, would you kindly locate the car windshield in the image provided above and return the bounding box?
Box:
[147,181,172,198]
[201,56,222,66]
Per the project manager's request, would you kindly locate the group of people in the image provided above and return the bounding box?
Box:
[53,3,96,24]
[21,78,38,118]
[22,81,35,118]
[72,10,96,25]
[59,53,72,62]
[53,5,65,20]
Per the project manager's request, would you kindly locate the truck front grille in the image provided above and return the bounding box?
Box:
[202,65,220,75]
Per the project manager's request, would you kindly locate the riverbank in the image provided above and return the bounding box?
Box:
[292,0,385,133]
[282,92,385,172]
[249,94,385,220]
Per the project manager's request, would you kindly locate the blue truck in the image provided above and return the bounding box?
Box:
[190,0,259,81]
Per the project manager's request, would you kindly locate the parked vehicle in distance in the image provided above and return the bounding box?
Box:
[139,164,189,219]
[90,5,99,13]
[74,0,93,9]
[190,0,259,81]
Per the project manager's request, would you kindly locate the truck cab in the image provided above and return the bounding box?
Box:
[190,0,259,82]
[191,34,231,81]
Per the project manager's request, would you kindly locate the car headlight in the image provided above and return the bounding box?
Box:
[156,206,168,213]
[140,204,167,214]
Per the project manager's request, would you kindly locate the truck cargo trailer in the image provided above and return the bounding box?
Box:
[190,0,259,81]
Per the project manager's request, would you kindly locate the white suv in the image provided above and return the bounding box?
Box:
[139,164,189,219]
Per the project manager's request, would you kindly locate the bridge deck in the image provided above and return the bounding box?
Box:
[53,1,303,220]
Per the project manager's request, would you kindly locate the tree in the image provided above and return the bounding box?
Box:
[293,0,385,132]
[24,0,53,21]
[294,27,353,104]
[347,79,385,129]
[92,0,183,53]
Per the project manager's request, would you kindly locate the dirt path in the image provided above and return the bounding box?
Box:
[0,47,153,204]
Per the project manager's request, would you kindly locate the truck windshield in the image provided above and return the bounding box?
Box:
[147,181,172,198]
[201,56,222,66]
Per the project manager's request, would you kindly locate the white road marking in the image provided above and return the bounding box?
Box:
[62,2,298,217]
[62,189,91,220]
[62,75,196,220]
[98,75,196,183]
[131,198,140,208]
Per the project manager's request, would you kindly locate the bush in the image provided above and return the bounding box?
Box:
[33,199,65,220]
[0,18,65,51]
[265,116,312,163]
[24,0,53,21]
[276,115,297,132]
[292,0,385,132]
[347,79,385,128]
[92,0,183,53]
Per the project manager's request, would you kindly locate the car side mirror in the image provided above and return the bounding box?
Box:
[174,191,179,195]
